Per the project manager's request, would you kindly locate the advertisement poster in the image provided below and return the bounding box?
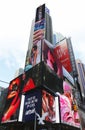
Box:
[24,61,63,94]
[42,39,63,78]
[31,4,46,66]
[24,4,46,71]
[1,75,22,123]
[21,69,36,94]
[42,61,63,94]
[29,41,42,67]
[54,39,72,73]
[42,90,60,123]
[22,89,42,122]
[22,63,43,93]
[58,80,80,127]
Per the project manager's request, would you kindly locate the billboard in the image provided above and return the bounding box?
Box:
[23,61,63,94]
[34,4,45,43]
[42,39,63,78]
[19,89,42,122]
[1,75,22,123]
[42,90,60,123]
[19,89,60,124]
[58,80,80,127]
[54,38,72,73]
[22,73,36,93]
[24,4,46,70]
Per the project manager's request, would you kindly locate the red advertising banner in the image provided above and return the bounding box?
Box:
[1,76,22,123]
[54,39,72,73]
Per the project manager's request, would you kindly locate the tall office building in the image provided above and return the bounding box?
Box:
[76,59,85,100]
[24,4,53,70]
[35,4,53,43]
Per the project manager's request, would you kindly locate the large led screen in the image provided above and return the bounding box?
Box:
[42,90,60,123]
[19,89,60,124]
[42,61,63,94]
[58,80,80,128]
[19,89,42,122]
[21,69,37,94]
[42,39,63,78]
[25,4,45,70]
[1,75,22,123]
[24,61,64,94]
[54,39,72,73]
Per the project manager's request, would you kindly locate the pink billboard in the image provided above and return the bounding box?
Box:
[58,80,80,127]
[42,39,63,78]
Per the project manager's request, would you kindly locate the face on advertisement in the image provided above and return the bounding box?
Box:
[7,78,20,99]
[63,81,73,106]
[42,91,55,122]
[46,50,58,73]
[1,78,21,122]
[29,45,38,66]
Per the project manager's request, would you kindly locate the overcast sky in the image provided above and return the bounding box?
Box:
[0,0,85,88]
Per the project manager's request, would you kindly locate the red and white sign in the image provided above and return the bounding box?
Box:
[54,39,72,73]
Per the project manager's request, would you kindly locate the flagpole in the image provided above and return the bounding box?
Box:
[34,110,36,130]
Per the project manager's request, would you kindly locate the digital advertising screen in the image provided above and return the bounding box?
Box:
[41,61,63,94]
[19,89,42,122]
[42,39,63,78]
[58,80,80,127]
[24,4,46,71]
[22,63,43,94]
[42,90,60,123]
[54,39,72,73]
[1,75,22,123]
[21,71,36,94]
[19,89,60,124]
[24,61,63,94]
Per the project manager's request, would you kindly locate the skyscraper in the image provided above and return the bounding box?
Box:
[24,4,53,70]
[76,59,85,100]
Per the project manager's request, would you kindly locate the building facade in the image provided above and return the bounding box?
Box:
[76,59,85,101]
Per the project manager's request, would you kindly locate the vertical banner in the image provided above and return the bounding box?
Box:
[25,4,46,71]
[32,4,46,63]
[1,76,22,123]
[42,90,60,123]
[42,39,63,78]
[54,39,72,73]
[59,80,80,127]
[22,89,42,122]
